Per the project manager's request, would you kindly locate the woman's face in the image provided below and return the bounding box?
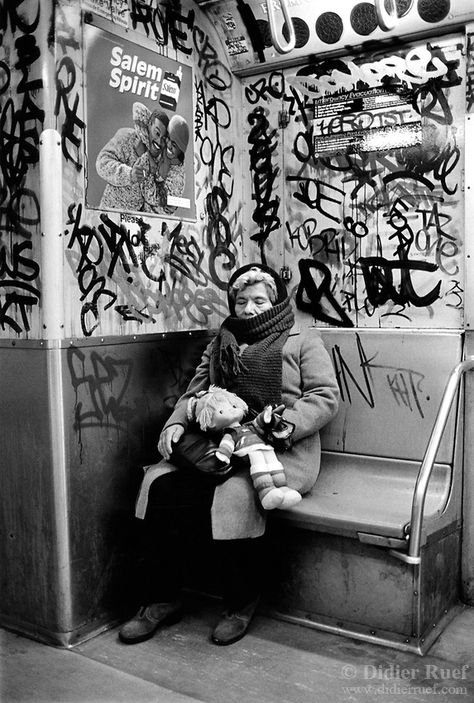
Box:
[234,282,273,318]
[166,136,182,161]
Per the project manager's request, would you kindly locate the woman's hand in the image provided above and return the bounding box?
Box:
[131,162,147,183]
[158,424,184,460]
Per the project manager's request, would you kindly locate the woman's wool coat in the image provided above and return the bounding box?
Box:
[136,324,340,539]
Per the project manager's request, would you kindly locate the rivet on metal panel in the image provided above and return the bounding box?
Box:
[278,110,289,129]
[370,630,376,635]
[101,338,104,343]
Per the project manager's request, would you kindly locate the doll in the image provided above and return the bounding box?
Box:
[187,386,302,510]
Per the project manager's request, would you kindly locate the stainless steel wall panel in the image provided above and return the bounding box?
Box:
[0,349,58,632]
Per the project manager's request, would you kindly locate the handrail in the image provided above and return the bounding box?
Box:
[266,0,296,54]
[391,357,474,565]
[374,0,415,31]
[374,0,401,31]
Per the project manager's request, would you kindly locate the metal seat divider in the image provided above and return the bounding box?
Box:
[390,357,474,565]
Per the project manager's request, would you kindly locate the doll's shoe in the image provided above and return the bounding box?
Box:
[260,487,285,510]
[118,601,183,644]
[279,487,302,509]
[211,598,259,646]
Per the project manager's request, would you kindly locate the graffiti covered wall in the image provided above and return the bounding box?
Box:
[0,0,243,340]
[0,1,44,338]
[0,2,468,339]
[242,36,466,329]
[60,0,243,338]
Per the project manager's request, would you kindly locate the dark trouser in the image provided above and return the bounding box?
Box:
[138,470,265,611]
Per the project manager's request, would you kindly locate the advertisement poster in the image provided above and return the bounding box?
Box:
[84,23,195,220]
[312,86,422,157]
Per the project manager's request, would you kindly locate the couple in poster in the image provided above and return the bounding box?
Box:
[96,101,190,215]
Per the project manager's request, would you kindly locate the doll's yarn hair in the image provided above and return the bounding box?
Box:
[186,385,248,431]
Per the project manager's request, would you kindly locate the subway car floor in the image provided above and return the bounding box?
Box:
[2,595,474,703]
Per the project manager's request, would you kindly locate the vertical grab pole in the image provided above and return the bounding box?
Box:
[40,129,64,340]
[39,129,73,636]
[266,0,296,54]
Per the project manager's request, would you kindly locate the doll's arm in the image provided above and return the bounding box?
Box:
[215,432,235,464]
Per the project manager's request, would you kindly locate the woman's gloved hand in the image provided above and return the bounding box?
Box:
[252,404,285,432]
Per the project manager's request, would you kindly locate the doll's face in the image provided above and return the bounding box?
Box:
[209,397,245,429]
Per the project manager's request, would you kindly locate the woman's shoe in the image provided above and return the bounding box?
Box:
[119,601,183,644]
[211,598,259,645]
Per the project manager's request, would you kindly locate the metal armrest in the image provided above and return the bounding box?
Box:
[391,357,474,565]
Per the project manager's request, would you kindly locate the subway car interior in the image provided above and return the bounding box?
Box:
[2,0,474,701]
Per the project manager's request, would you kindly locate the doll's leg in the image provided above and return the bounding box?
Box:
[248,451,284,510]
[262,452,302,508]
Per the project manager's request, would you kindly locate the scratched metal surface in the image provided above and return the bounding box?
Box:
[0,348,58,631]
[319,330,463,463]
[62,333,211,637]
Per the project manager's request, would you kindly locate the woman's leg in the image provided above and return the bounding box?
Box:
[214,536,266,611]
[211,535,266,645]
[120,470,214,644]
[139,470,215,602]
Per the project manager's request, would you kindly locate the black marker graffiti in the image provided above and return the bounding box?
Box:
[247,106,280,261]
[296,258,353,327]
[67,346,134,433]
[130,0,194,55]
[332,332,427,417]
[193,26,232,91]
[0,0,43,334]
[55,55,84,170]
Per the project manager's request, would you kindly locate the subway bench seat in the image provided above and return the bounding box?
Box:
[276,451,451,545]
[264,330,465,655]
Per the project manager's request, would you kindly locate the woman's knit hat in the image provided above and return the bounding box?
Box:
[168,114,189,154]
[227,263,288,315]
